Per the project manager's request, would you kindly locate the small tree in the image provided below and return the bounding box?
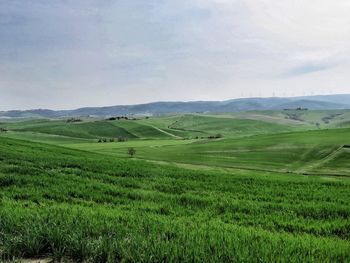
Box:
[127,147,136,158]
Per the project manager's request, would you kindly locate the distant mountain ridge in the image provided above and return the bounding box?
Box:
[1,94,350,118]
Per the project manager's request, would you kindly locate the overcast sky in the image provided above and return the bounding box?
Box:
[1,0,350,110]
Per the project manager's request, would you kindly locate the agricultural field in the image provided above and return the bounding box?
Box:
[74,128,350,176]
[0,112,312,141]
[0,111,350,262]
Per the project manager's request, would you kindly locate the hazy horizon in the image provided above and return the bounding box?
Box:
[1,93,350,112]
[1,0,350,110]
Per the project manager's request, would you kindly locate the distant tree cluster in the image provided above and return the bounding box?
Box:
[97,137,128,143]
[283,108,308,111]
[208,134,223,139]
[106,116,136,121]
[0,127,7,133]
[194,134,223,140]
[66,118,82,123]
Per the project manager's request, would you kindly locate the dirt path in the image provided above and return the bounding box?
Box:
[146,124,182,139]
[297,145,344,173]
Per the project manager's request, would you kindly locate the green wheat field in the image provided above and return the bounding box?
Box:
[1,110,350,262]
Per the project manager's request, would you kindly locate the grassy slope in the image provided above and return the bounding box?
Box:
[211,109,350,129]
[109,120,173,139]
[3,114,349,176]
[1,119,174,140]
[68,139,197,157]
[3,120,137,139]
[0,113,308,143]
[168,115,302,138]
[0,137,350,262]
[75,128,350,176]
[0,131,91,145]
[226,111,310,125]
[2,110,350,140]
[278,109,350,128]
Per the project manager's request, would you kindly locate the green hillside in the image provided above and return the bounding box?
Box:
[268,109,350,128]
[2,119,136,139]
[4,109,350,141]
[0,113,311,142]
[215,109,350,129]
[1,119,174,140]
[109,120,174,139]
[72,128,350,176]
[168,115,302,137]
[0,137,350,262]
[0,131,90,145]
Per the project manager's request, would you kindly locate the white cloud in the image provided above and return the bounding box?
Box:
[244,0,350,45]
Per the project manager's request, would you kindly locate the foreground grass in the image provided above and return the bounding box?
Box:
[0,137,350,262]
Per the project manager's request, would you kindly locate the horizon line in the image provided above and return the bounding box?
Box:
[1,93,349,112]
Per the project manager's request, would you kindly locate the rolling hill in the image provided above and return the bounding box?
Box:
[0,113,310,142]
[68,127,350,177]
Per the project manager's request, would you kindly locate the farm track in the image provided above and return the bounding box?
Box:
[144,124,182,139]
[138,157,350,178]
[297,145,345,174]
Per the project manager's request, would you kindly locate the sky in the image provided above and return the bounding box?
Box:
[1,0,350,110]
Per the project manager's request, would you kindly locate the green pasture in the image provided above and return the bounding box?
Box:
[66,128,350,177]
[0,113,318,141]
[0,137,349,262]
[0,131,91,145]
[1,111,350,262]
